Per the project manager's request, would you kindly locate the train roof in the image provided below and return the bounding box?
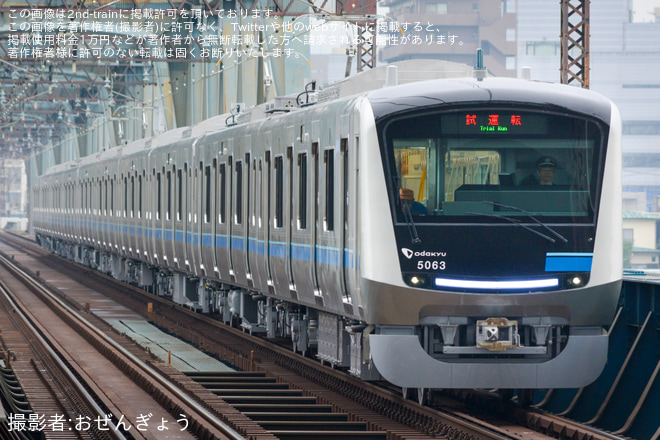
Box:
[367,76,614,124]
[37,60,615,180]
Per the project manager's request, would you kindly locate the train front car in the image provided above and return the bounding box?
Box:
[363,78,622,391]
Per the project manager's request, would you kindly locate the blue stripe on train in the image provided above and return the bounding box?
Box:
[545,252,593,272]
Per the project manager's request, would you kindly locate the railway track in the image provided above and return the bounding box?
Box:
[0,241,256,440]
[0,231,627,440]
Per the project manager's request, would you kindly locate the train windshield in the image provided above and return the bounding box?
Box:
[382,108,606,223]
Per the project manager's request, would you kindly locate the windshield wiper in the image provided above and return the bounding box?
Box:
[483,201,568,243]
[469,211,558,243]
[395,178,421,244]
[401,195,421,244]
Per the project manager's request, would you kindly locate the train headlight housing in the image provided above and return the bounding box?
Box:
[405,274,428,288]
[568,275,585,287]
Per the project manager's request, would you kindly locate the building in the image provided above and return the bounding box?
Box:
[0,158,28,230]
[378,0,517,77]
[623,211,660,268]
[517,0,660,215]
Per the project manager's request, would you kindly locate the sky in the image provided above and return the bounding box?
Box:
[633,0,660,21]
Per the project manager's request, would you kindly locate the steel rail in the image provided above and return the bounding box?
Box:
[0,252,247,440]
[0,260,128,440]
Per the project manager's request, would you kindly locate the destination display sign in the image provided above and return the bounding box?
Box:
[441,112,549,135]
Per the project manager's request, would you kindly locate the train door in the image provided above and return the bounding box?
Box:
[163,164,177,270]
[268,146,291,298]
[109,174,117,252]
[119,173,128,257]
[185,164,196,273]
[99,178,106,250]
[65,180,71,244]
[122,172,131,256]
[143,153,155,265]
[173,165,184,270]
[315,132,347,312]
[88,176,95,246]
[79,175,86,246]
[230,155,248,286]
[200,159,217,279]
[73,178,80,244]
[249,155,267,293]
[263,139,273,287]
[259,156,269,292]
[215,155,231,282]
[77,178,83,245]
[342,130,361,311]
[125,173,133,256]
[130,172,138,257]
[187,162,201,276]
[136,171,145,260]
[290,140,315,304]
[97,177,104,251]
[244,151,252,284]
[310,139,321,297]
[147,169,158,265]
[155,167,166,265]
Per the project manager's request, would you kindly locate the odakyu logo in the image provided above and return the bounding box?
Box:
[401,248,447,259]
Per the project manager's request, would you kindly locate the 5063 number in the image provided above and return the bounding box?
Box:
[417,260,446,270]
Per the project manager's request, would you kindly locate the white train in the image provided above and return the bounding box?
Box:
[32,62,622,397]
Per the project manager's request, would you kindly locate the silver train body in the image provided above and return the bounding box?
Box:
[32,69,622,391]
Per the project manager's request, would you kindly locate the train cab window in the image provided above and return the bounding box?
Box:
[383,109,605,223]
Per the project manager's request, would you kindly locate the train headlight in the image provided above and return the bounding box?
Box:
[563,273,589,289]
[405,274,427,287]
[569,276,583,286]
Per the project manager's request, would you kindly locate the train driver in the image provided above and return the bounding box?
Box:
[521,156,557,186]
[399,188,428,215]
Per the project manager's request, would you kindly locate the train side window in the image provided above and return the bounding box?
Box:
[324,149,334,232]
[124,176,128,217]
[138,175,143,219]
[166,170,172,221]
[110,177,114,217]
[204,165,211,223]
[298,153,307,230]
[245,154,251,227]
[100,179,103,216]
[176,169,183,221]
[275,155,284,228]
[235,160,243,225]
[252,159,258,226]
[130,176,135,218]
[156,172,162,220]
[219,163,226,224]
